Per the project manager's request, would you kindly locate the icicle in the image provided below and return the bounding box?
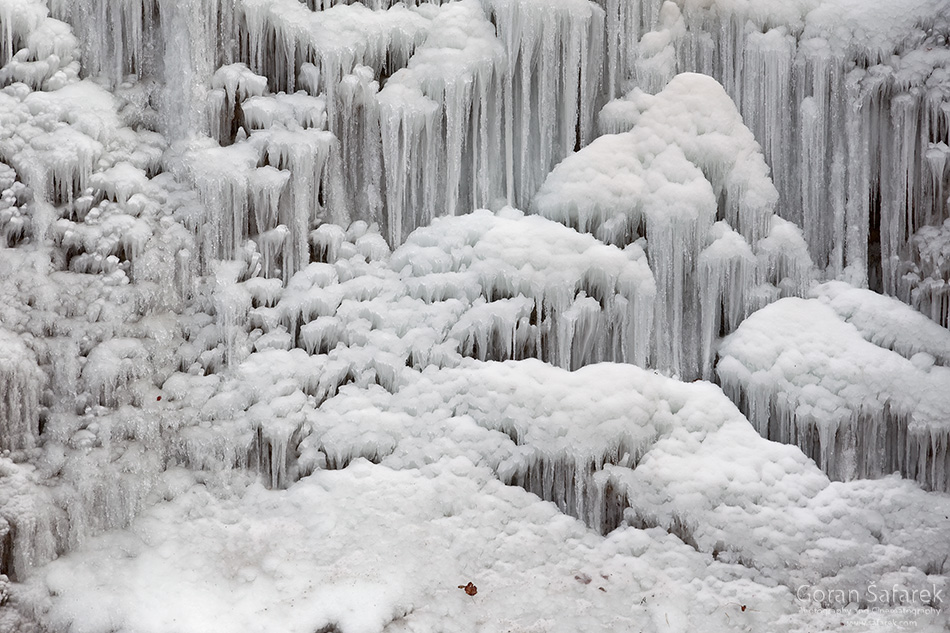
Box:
[632,1,684,95]
[486,0,605,207]
[375,0,505,245]
[261,128,339,279]
[210,63,269,143]
[0,330,42,451]
[237,0,430,113]
[247,166,291,238]
[378,88,438,244]
[82,339,150,408]
[188,141,259,270]
[881,94,920,295]
[212,261,253,367]
[698,223,755,379]
[926,142,949,227]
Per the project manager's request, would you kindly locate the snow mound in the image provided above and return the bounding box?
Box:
[815,280,950,365]
[27,460,798,633]
[718,290,950,491]
[534,73,814,378]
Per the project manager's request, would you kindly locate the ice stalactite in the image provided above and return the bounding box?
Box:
[718,291,950,492]
[333,66,384,228]
[486,0,605,207]
[236,0,429,107]
[0,329,41,452]
[208,63,268,145]
[377,0,505,244]
[535,73,814,379]
[47,0,238,139]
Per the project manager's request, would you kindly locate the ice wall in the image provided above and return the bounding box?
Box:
[3,1,950,629]
[29,0,607,245]
[12,0,950,290]
[620,0,950,301]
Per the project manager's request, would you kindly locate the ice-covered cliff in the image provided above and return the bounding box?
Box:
[1,0,950,632]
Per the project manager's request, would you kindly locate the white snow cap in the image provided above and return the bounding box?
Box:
[534,73,813,378]
[719,285,950,490]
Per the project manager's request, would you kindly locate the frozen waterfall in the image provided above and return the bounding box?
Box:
[2,0,950,632]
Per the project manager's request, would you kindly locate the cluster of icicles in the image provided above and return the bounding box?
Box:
[1,0,950,591]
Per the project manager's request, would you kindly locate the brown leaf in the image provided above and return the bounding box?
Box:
[458,582,477,596]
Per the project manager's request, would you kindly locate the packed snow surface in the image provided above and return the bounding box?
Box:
[18,361,950,633]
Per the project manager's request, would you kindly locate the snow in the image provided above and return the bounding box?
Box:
[15,361,950,633]
[533,73,814,378]
[718,291,950,490]
[621,0,950,291]
[815,280,950,365]
[377,0,505,242]
[1,0,950,632]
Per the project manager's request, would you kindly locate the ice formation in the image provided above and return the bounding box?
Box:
[719,283,950,490]
[534,73,814,378]
[617,0,950,296]
[13,360,950,633]
[1,0,950,631]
